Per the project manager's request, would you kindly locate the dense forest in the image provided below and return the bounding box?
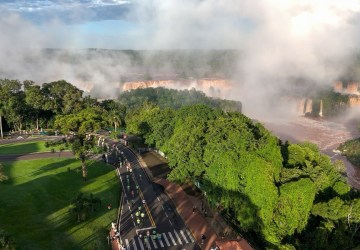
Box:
[126,104,360,249]
[1,79,360,249]
[339,139,360,167]
[0,79,239,134]
[118,87,241,112]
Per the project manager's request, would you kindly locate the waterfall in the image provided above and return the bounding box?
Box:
[319,99,323,117]
[305,99,313,114]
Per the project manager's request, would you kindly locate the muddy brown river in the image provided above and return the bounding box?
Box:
[263,117,360,189]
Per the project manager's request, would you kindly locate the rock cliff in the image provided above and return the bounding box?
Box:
[122,78,231,98]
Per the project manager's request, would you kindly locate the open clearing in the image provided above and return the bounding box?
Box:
[0,158,119,250]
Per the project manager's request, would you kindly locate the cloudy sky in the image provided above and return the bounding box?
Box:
[1,0,359,50]
[1,0,360,118]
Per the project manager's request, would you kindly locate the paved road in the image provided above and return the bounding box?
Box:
[109,143,198,250]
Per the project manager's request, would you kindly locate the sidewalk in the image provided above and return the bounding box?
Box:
[155,178,217,249]
[136,151,253,250]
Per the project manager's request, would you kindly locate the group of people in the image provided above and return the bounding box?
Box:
[109,222,120,243]
[135,207,145,225]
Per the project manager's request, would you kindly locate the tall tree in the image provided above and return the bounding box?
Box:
[54,107,109,180]
[24,81,45,130]
[100,99,126,132]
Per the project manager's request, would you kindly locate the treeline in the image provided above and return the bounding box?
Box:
[118,87,242,112]
[339,139,360,167]
[125,104,360,249]
[0,79,240,135]
[0,79,126,136]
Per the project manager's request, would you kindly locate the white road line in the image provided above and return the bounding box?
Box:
[128,206,131,210]
[168,231,177,245]
[133,221,136,227]
[151,238,158,249]
[157,197,160,201]
[125,239,129,247]
[186,229,195,242]
[173,230,183,244]
[180,230,189,244]
[169,219,173,225]
[132,239,138,250]
[162,233,171,246]
[158,238,164,248]
[137,237,145,250]
[165,212,169,218]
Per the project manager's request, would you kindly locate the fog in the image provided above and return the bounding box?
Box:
[1,1,360,117]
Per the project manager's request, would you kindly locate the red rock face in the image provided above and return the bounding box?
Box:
[122,78,231,97]
[304,99,313,114]
[333,81,360,95]
[346,82,359,94]
[333,81,343,93]
[349,96,360,107]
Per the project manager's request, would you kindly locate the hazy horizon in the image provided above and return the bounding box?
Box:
[1,0,360,120]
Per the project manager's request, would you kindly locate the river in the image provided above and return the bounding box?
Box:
[263,117,360,189]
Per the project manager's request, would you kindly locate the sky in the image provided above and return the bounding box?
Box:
[1,0,360,119]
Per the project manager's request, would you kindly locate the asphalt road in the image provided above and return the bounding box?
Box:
[110,143,198,250]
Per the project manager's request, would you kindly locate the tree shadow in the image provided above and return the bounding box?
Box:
[0,159,119,250]
[198,179,267,249]
[0,141,41,155]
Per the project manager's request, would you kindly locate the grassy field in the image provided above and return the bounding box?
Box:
[0,158,120,250]
[0,141,69,155]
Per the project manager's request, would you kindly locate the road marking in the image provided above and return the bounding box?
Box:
[169,219,173,225]
[162,233,171,246]
[131,239,138,250]
[186,229,195,242]
[157,197,160,201]
[180,230,189,243]
[151,238,158,249]
[137,237,145,250]
[125,239,129,247]
[173,230,183,244]
[168,231,177,245]
[158,237,165,248]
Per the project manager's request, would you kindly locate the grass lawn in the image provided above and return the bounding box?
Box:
[0,141,69,155]
[0,158,120,250]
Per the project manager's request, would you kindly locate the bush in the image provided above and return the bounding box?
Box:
[45,142,49,148]
[51,148,56,153]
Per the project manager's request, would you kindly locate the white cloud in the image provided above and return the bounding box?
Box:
[1,0,360,119]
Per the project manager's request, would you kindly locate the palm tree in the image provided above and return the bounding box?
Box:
[0,106,4,139]
[89,193,102,214]
[71,137,90,181]
[70,193,90,222]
